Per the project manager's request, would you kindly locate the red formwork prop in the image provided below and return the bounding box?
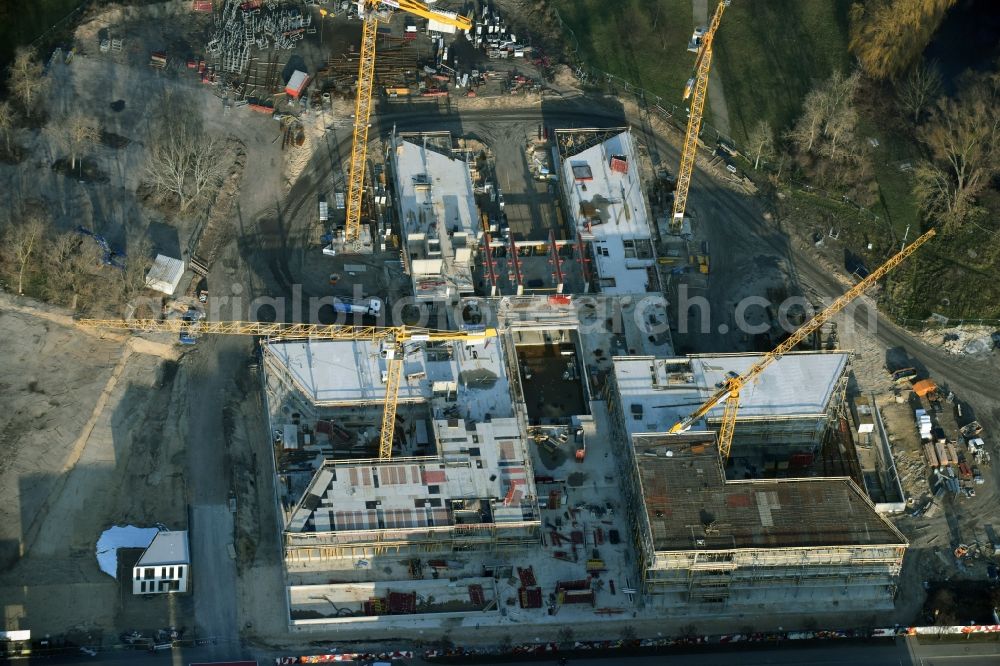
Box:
[468,584,485,607]
[518,586,543,609]
[556,579,590,592]
[388,591,416,614]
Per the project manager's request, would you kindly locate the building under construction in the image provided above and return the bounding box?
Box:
[554,128,660,295]
[261,332,540,569]
[618,432,907,611]
[389,131,480,302]
[606,351,907,611]
[609,352,851,465]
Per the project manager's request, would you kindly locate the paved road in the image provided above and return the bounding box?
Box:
[692,0,732,137]
[25,635,1000,665]
[184,334,247,657]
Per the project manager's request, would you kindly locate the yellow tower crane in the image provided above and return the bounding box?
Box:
[342,1,472,252]
[78,318,496,460]
[669,0,728,235]
[668,228,936,459]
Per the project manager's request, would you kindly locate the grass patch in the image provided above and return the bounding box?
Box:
[713,0,854,142]
[856,113,922,240]
[551,0,694,105]
[785,188,1000,320]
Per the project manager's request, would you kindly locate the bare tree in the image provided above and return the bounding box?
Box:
[680,623,698,638]
[915,79,1000,223]
[913,161,952,219]
[44,231,104,310]
[820,71,862,123]
[819,106,859,163]
[0,101,14,154]
[746,120,774,170]
[896,60,942,124]
[46,112,100,170]
[3,213,48,295]
[112,238,154,309]
[785,90,825,153]
[787,71,862,166]
[189,135,229,203]
[65,113,100,170]
[145,96,227,212]
[7,47,48,118]
[145,120,194,210]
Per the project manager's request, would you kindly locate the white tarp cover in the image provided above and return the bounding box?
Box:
[95,525,159,577]
[145,254,185,295]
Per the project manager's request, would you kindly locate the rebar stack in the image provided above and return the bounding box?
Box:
[207,0,312,73]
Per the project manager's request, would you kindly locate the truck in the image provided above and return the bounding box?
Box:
[332,297,382,317]
[319,197,329,222]
[178,308,201,345]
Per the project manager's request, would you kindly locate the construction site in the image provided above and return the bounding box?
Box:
[4,0,1000,659]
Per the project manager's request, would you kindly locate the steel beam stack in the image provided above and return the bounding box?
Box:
[207,0,312,73]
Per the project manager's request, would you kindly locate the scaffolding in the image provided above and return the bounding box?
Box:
[608,383,908,609]
[644,543,906,605]
[285,519,540,564]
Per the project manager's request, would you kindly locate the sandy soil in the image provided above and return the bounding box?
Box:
[0,298,192,637]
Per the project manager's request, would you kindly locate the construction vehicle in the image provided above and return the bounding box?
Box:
[890,367,918,384]
[78,318,496,460]
[668,229,936,459]
[670,0,727,235]
[332,296,383,316]
[341,1,472,253]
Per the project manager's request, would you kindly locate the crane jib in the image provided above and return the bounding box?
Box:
[668,228,935,441]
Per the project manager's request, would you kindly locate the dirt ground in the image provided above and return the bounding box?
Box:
[0,1,287,274]
[0,298,192,638]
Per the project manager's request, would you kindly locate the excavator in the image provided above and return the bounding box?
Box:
[669,229,936,460]
[78,318,496,460]
[341,1,472,253]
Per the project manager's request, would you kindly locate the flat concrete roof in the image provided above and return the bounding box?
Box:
[264,336,512,421]
[633,434,907,552]
[392,133,479,300]
[289,417,536,533]
[558,129,656,296]
[613,352,849,438]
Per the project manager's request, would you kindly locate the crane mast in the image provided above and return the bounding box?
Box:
[669,228,936,460]
[79,318,495,460]
[343,12,380,252]
[342,1,471,252]
[669,0,727,235]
